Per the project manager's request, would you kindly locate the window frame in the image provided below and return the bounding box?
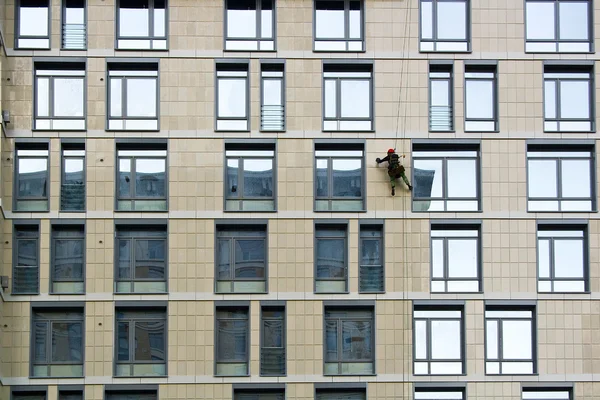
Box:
[50,222,86,294]
[260,61,286,132]
[15,0,51,50]
[104,385,159,400]
[12,221,41,295]
[428,63,454,132]
[414,385,466,400]
[61,0,87,50]
[314,385,367,400]
[61,141,86,212]
[11,386,48,400]
[214,303,251,377]
[259,302,286,376]
[313,0,366,52]
[314,222,349,294]
[115,0,169,50]
[358,221,385,293]
[224,0,277,51]
[419,0,471,52]
[521,386,573,400]
[464,63,498,132]
[14,142,50,213]
[233,386,286,400]
[215,60,251,132]
[58,386,85,400]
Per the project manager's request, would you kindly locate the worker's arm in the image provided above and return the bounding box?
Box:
[376,155,390,164]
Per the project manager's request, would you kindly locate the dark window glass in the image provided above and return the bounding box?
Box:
[260,307,285,375]
[106,391,158,400]
[359,225,383,292]
[315,225,347,293]
[61,146,86,211]
[116,147,167,210]
[13,225,40,294]
[216,307,249,376]
[15,146,49,212]
[315,145,365,211]
[52,225,85,294]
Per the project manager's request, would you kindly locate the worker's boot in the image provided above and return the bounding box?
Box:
[391,187,395,196]
[408,185,413,191]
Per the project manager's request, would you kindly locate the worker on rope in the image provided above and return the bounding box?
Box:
[376,149,412,196]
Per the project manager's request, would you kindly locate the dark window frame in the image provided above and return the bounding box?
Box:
[115,0,169,50]
[314,222,349,294]
[104,385,159,400]
[260,61,286,132]
[15,0,51,50]
[11,386,48,400]
[260,303,286,376]
[413,385,466,400]
[215,304,251,377]
[521,386,573,400]
[234,388,285,400]
[58,387,84,400]
[12,221,41,295]
[50,222,86,294]
[358,221,384,293]
[215,60,251,132]
[419,0,471,52]
[14,142,50,212]
[428,63,454,132]
[464,63,498,132]
[61,0,87,50]
[224,0,277,51]
[313,0,366,52]
[61,141,86,212]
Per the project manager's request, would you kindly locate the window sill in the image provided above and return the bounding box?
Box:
[526,209,597,213]
[322,129,375,133]
[223,209,277,213]
[420,50,472,54]
[60,47,88,51]
[114,209,169,213]
[30,374,84,379]
[314,291,350,295]
[32,128,87,132]
[215,291,268,295]
[215,129,251,133]
[413,372,466,377]
[113,374,168,378]
[313,50,366,54]
[314,209,367,213]
[49,291,86,295]
[113,291,169,295]
[323,373,376,377]
[428,130,456,133]
[12,210,50,213]
[224,49,277,53]
[106,129,160,133]
[15,46,51,51]
[358,291,385,294]
[214,374,251,378]
[115,48,169,52]
[485,372,538,376]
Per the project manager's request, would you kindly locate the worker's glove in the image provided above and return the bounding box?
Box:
[376,158,381,163]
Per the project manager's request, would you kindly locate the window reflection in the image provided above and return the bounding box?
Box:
[315,148,364,211]
[225,0,274,50]
[315,0,364,51]
[225,148,275,211]
[18,0,50,49]
[323,67,373,131]
[420,0,469,52]
[117,0,167,49]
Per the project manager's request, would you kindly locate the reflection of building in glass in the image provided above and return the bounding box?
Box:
[226,166,273,197]
[18,170,48,197]
[316,167,362,197]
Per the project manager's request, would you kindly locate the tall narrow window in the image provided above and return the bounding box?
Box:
[51,225,85,294]
[14,143,49,212]
[420,0,470,52]
[216,62,250,131]
[13,224,40,295]
[61,143,86,212]
[359,224,384,293]
[260,305,286,376]
[62,0,86,49]
[314,0,364,51]
[429,63,453,131]
[464,64,497,132]
[116,0,167,49]
[544,64,594,132]
[225,0,275,51]
[315,224,348,293]
[16,0,50,49]
[216,306,250,376]
[261,63,285,131]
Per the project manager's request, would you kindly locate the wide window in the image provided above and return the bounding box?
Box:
[13,224,40,295]
[16,0,50,49]
[485,305,536,375]
[51,225,85,294]
[544,65,594,132]
[315,389,365,400]
[225,143,275,211]
[359,224,384,293]
[61,143,85,212]
[216,225,267,293]
[315,224,348,293]
[261,62,285,131]
[431,223,481,292]
[215,306,249,376]
[225,0,275,51]
[323,63,373,131]
[420,0,470,52]
[537,224,587,293]
[464,64,497,132]
[216,62,250,131]
[235,389,285,400]
[315,143,365,211]
[260,305,286,376]
[12,390,47,400]
[117,145,167,211]
[106,389,158,400]
[527,144,595,212]
[62,0,86,49]
[429,63,453,131]
[525,0,592,53]
[107,62,159,131]
[116,0,167,49]
[116,226,167,293]
[32,307,84,377]
[314,0,364,51]
[412,143,481,212]
[413,305,465,375]
[15,144,49,212]
[414,387,465,400]
[115,307,167,376]
[324,307,374,375]
[522,388,572,400]
[58,390,84,400]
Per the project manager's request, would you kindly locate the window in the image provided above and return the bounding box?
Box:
[116,144,167,211]
[12,390,47,400]
[315,224,348,293]
[414,387,465,400]
[225,143,276,211]
[13,224,40,295]
[58,390,84,400]
[525,0,592,53]
[216,225,267,293]
[485,304,536,375]
[420,0,470,52]
[413,304,465,375]
[522,388,572,400]
[215,305,249,376]
[15,0,50,49]
[115,307,167,376]
[464,64,497,132]
[51,225,85,294]
[115,225,167,293]
[315,389,366,400]
[61,143,85,212]
[324,307,374,375]
[225,0,275,51]
[32,307,84,377]
[107,62,159,131]
[359,224,384,293]
[430,223,481,292]
[544,65,594,132]
[429,63,453,131]
[116,0,167,49]
[216,62,250,131]
[412,143,481,212]
[234,389,285,400]
[537,224,587,293]
[14,143,49,212]
[106,388,158,400]
[261,63,285,131]
[314,0,364,51]
[315,142,365,211]
[323,63,373,131]
[527,144,595,212]
[260,305,285,376]
[62,0,86,49]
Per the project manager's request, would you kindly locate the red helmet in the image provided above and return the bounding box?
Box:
[387,148,395,154]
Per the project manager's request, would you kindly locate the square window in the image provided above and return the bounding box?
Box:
[62,0,86,49]
[261,63,285,131]
[526,0,592,53]
[315,142,365,211]
[13,224,40,295]
[323,64,373,131]
[215,305,249,376]
[430,223,481,293]
[324,307,374,375]
[14,144,49,212]
[315,224,348,293]
[107,62,159,131]
[522,388,572,400]
[31,307,84,377]
[544,65,594,132]
[115,307,167,376]
[105,388,158,400]
[116,0,167,50]
[216,225,267,293]
[527,143,596,212]
[485,305,537,375]
[414,387,465,400]
[61,143,86,212]
[58,390,84,400]
[51,224,85,294]
[429,63,454,131]
[116,144,167,211]
[314,0,364,52]
[316,389,366,400]
[412,143,481,212]
[15,0,50,49]
[235,389,285,400]
[225,143,276,211]
[413,305,465,375]
[359,224,384,293]
[420,0,470,52]
[225,0,275,51]
[12,390,47,400]
[216,62,250,131]
[464,64,497,132]
[260,305,286,376]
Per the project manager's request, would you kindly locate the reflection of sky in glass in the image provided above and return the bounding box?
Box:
[466,80,493,119]
[486,320,498,358]
[538,239,550,278]
[431,320,461,359]
[120,9,149,37]
[127,79,157,117]
[20,7,49,36]
[544,81,556,118]
[243,159,273,197]
[341,81,370,118]
[431,81,449,106]
[559,2,588,39]
[19,158,47,173]
[219,79,246,118]
[502,321,531,359]
[421,2,432,39]
[325,80,337,118]
[432,240,444,278]
[554,240,583,278]
[37,78,50,117]
[65,7,84,24]
[528,160,557,197]
[65,159,84,175]
[110,79,123,117]
[332,159,362,197]
[526,3,554,39]
[437,2,466,39]
[447,159,476,198]
[263,80,282,105]
[316,9,344,38]
[227,10,257,38]
[415,320,427,358]
[559,81,589,118]
[448,239,477,278]
[54,79,84,117]
[561,160,590,197]
[316,159,329,197]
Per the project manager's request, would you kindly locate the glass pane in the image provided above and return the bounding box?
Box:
[447,159,476,198]
[226,159,239,198]
[559,81,590,119]
[263,79,282,106]
[54,239,84,280]
[217,319,248,361]
[420,1,433,39]
[64,158,84,184]
[526,2,555,40]
[431,320,461,359]
[54,78,84,117]
[34,322,47,362]
[448,239,477,278]
[117,321,130,361]
[361,239,381,265]
[110,78,123,117]
[119,0,150,37]
[20,3,49,36]
[316,238,345,278]
[324,80,337,118]
[18,158,48,198]
[37,78,49,117]
[349,1,361,39]
[544,80,556,118]
[325,320,338,360]
[263,319,283,347]
[341,80,370,118]
[234,239,265,278]
[127,78,157,117]
[117,239,131,279]
[135,158,166,198]
[431,80,450,106]
[528,160,557,198]
[538,239,550,278]
[332,159,362,197]
[465,80,493,119]
[154,8,166,37]
[218,78,247,118]
[261,9,273,38]
[502,320,532,359]
[342,320,372,361]
[414,320,427,359]
[52,322,82,362]
[561,159,591,198]
[227,2,257,38]
[414,159,443,198]
[18,239,38,266]
[118,159,132,197]
[217,239,231,280]
[315,0,345,39]
[243,159,273,198]
[431,239,444,278]
[559,2,588,40]
[135,239,166,279]
[316,159,329,197]
[486,320,498,359]
[437,2,466,40]
[554,239,584,278]
[135,321,165,361]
